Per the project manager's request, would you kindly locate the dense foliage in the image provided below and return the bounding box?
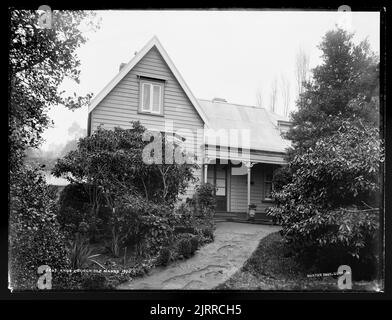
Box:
[9,10,216,290]
[52,122,199,259]
[156,247,172,266]
[52,122,197,205]
[194,182,216,216]
[285,28,379,154]
[9,167,70,290]
[67,233,93,269]
[8,10,99,290]
[268,121,381,254]
[9,10,99,172]
[289,120,381,208]
[267,28,382,279]
[56,183,102,237]
[271,166,292,192]
[109,194,174,257]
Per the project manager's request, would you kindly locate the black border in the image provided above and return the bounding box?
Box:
[2,0,391,303]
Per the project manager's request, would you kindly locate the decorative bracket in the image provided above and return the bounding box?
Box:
[244,161,255,169]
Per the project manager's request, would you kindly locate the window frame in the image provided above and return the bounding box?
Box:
[207,165,227,197]
[263,168,274,201]
[138,78,164,116]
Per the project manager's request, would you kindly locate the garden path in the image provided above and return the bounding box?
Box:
[117,222,280,290]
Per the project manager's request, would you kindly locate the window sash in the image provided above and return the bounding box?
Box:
[264,167,275,200]
[264,182,273,200]
[216,187,226,196]
[152,85,161,113]
[141,83,151,112]
[141,82,163,114]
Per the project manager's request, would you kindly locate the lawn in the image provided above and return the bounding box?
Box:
[215,231,381,291]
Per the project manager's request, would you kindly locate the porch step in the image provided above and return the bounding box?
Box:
[214,213,274,225]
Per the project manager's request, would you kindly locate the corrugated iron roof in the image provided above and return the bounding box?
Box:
[198,99,291,153]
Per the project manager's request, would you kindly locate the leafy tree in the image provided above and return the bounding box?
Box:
[286,28,379,154]
[271,166,292,192]
[8,9,99,289]
[52,122,196,248]
[295,46,310,98]
[268,120,382,276]
[274,28,379,204]
[9,10,99,172]
[53,121,197,207]
[267,28,382,278]
[53,122,197,256]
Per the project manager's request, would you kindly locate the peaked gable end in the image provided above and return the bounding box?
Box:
[89,45,204,134]
[88,36,209,130]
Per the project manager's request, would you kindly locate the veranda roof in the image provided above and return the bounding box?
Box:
[198,99,290,154]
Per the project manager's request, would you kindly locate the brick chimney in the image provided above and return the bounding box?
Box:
[119,62,127,72]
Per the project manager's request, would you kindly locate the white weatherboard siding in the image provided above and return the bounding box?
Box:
[91,47,204,133]
[90,46,204,199]
[230,163,273,213]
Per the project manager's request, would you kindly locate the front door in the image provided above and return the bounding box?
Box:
[208,164,227,212]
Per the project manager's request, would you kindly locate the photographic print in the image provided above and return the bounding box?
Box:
[8,8,384,292]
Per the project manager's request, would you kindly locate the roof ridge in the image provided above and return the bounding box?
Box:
[198,98,267,110]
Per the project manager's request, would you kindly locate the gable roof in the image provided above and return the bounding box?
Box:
[198,99,290,153]
[88,36,210,127]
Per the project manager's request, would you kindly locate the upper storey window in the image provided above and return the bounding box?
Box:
[139,78,164,115]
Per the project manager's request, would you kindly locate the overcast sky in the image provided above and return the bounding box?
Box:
[41,10,380,151]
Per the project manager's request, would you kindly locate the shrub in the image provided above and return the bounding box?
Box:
[61,269,131,290]
[47,184,61,201]
[174,226,197,235]
[9,167,70,290]
[67,233,93,269]
[174,202,195,227]
[58,183,89,213]
[80,273,108,290]
[194,183,216,216]
[57,183,103,239]
[142,214,173,255]
[268,203,380,280]
[272,166,292,191]
[157,247,172,266]
[267,121,383,279]
[178,238,192,258]
[190,236,199,254]
[201,227,215,242]
[52,122,202,259]
[109,195,174,257]
[105,272,131,289]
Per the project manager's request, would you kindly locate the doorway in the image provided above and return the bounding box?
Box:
[207,164,227,212]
